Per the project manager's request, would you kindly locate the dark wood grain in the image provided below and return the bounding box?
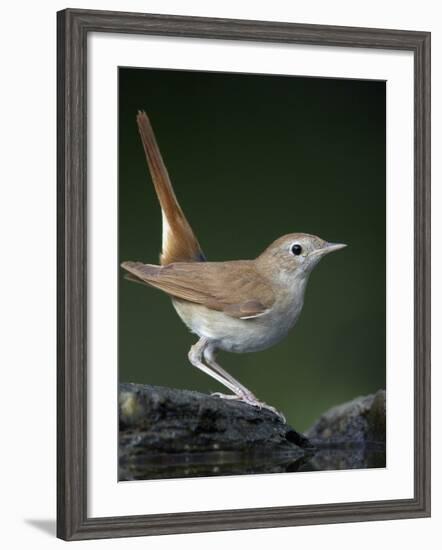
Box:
[57,9,88,540]
[56,8,431,541]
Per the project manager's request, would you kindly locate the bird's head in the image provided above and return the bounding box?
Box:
[257,233,347,281]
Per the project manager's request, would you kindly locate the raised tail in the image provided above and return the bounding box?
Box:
[136,111,205,265]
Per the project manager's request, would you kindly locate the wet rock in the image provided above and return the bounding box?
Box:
[300,390,386,471]
[119,383,309,481]
[306,390,386,445]
[118,384,386,480]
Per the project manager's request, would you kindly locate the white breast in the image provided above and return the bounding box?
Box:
[172,276,307,354]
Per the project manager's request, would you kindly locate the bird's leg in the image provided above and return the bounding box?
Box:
[188,338,248,398]
[203,345,286,423]
[202,345,257,402]
[188,339,285,421]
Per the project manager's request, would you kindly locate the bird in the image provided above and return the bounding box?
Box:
[121,111,346,422]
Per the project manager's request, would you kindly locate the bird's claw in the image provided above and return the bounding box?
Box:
[211,392,242,400]
[252,401,286,423]
[211,392,286,423]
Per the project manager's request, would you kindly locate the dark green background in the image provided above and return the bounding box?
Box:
[118,67,386,431]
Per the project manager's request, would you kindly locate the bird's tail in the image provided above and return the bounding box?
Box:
[136,111,205,266]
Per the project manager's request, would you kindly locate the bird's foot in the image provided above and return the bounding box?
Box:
[211,392,242,401]
[247,399,286,423]
[211,392,286,423]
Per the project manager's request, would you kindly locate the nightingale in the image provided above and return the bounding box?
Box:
[121,111,346,421]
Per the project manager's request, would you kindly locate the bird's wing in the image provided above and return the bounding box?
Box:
[136,111,205,265]
[121,260,274,319]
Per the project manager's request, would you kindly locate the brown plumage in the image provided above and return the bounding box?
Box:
[121,260,275,319]
[136,111,204,266]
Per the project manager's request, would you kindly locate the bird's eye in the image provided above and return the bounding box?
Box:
[291,244,303,256]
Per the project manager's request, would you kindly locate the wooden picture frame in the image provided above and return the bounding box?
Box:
[57,8,431,540]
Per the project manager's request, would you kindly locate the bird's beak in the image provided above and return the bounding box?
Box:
[311,242,347,257]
